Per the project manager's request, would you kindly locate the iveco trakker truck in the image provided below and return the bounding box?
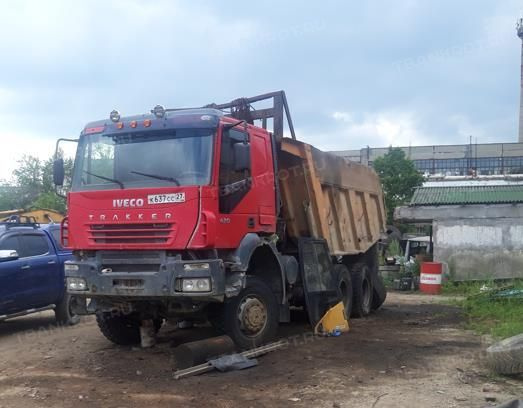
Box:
[54,91,387,349]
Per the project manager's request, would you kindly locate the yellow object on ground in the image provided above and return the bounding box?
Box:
[314,302,350,336]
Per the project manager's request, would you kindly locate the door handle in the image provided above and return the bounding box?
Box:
[48,260,56,265]
[21,265,31,270]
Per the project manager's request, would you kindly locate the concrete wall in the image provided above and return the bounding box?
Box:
[434,218,523,281]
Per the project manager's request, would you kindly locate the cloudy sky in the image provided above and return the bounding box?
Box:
[0,0,522,180]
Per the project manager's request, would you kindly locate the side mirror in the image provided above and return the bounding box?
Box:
[53,158,65,186]
[233,142,250,172]
[0,250,19,262]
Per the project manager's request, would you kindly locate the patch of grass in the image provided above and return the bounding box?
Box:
[441,280,489,296]
[444,280,523,339]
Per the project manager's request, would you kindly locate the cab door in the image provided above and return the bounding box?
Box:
[216,127,255,246]
[215,126,276,247]
[0,234,26,315]
[17,232,60,308]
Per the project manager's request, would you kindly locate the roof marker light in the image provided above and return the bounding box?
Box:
[152,105,165,118]
[144,119,151,127]
[117,122,124,129]
[84,126,105,135]
[110,110,121,122]
[130,120,137,128]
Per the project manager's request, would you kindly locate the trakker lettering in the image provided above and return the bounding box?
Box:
[88,213,172,221]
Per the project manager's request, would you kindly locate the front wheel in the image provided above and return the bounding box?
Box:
[96,313,163,346]
[213,277,279,350]
[54,294,81,326]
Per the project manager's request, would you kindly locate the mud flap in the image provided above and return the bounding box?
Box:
[298,238,339,328]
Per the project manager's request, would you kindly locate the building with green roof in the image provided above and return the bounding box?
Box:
[395,178,523,281]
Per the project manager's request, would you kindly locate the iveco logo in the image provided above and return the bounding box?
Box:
[113,199,144,208]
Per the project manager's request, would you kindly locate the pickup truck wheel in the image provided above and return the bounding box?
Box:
[54,294,81,326]
[219,277,279,350]
[350,263,373,318]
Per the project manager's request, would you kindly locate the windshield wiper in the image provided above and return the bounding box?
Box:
[83,170,124,189]
[130,171,180,186]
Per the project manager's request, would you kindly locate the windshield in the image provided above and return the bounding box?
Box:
[72,129,214,191]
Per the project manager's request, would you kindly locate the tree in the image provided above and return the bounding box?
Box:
[0,185,20,210]
[11,155,43,206]
[373,147,424,224]
[0,154,73,213]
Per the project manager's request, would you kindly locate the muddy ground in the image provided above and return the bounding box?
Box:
[0,292,521,408]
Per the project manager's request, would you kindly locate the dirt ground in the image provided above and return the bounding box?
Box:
[0,292,521,408]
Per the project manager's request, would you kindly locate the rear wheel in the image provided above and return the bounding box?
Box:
[334,264,353,319]
[371,273,387,311]
[211,277,279,350]
[350,263,373,318]
[366,244,386,310]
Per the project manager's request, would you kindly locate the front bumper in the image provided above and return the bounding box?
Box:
[65,257,226,302]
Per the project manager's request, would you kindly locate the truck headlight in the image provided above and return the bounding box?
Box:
[182,278,211,292]
[64,263,79,272]
[183,263,210,271]
[67,277,87,291]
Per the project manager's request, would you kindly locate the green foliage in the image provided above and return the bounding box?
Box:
[408,259,420,277]
[0,185,20,210]
[32,192,67,214]
[443,280,523,338]
[385,239,403,258]
[373,147,425,224]
[0,153,73,213]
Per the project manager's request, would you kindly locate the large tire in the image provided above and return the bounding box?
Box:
[334,264,353,320]
[486,334,523,375]
[350,263,373,318]
[54,294,81,326]
[371,273,387,311]
[96,312,141,345]
[213,277,279,350]
[96,313,163,346]
[365,244,387,311]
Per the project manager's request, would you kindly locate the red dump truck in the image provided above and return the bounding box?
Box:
[53,91,387,349]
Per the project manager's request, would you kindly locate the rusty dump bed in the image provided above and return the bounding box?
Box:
[278,138,386,256]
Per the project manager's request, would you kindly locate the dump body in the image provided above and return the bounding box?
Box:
[279,138,386,256]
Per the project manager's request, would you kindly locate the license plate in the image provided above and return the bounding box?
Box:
[147,193,185,204]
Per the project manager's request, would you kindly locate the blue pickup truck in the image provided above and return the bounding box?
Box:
[0,221,79,325]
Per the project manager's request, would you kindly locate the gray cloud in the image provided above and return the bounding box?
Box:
[0,0,521,178]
